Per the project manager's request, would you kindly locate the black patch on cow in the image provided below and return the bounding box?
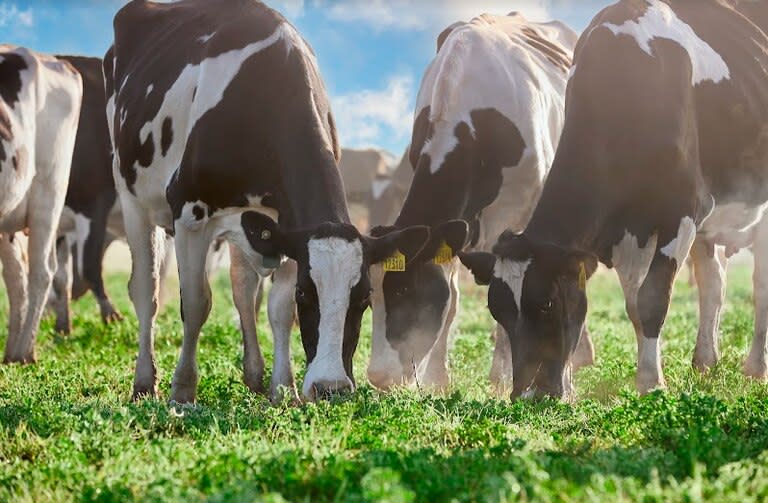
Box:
[161,117,173,157]
[0,53,27,105]
[192,205,204,220]
[192,86,197,101]
[137,132,155,168]
[12,146,27,172]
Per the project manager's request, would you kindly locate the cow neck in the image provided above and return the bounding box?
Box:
[393,167,475,229]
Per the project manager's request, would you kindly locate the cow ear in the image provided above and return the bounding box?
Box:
[241,211,298,260]
[366,226,431,265]
[458,252,496,286]
[434,220,470,256]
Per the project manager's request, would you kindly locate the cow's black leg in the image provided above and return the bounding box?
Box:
[81,208,122,324]
[51,236,73,334]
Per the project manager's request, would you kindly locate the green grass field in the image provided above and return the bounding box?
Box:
[1,265,768,502]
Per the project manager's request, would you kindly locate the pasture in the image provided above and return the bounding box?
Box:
[1,263,768,502]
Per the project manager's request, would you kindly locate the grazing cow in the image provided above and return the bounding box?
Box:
[368,147,413,229]
[107,0,427,403]
[0,46,82,362]
[48,56,121,334]
[461,0,768,399]
[338,147,396,232]
[367,13,578,390]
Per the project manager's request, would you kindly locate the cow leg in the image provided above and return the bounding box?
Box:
[268,259,299,403]
[690,237,727,372]
[572,327,595,370]
[420,267,459,390]
[157,234,175,311]
[745,217,768,379]
[170,227,212,404]
[489,325,513,392]
[229,243,266,394]
[1,234,28,361]
[79,211,122,324]
[51,236,73,334]
[122,199,165,399]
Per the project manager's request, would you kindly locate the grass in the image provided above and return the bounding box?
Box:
[1,264,768,501]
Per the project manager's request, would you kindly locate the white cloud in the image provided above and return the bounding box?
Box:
[331,74,414,148]
[0,3,33,28]
[319,0,551,31]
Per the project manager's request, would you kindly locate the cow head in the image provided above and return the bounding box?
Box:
[459,232,596,400]
[241,211,429,401]
[366,220,470,390]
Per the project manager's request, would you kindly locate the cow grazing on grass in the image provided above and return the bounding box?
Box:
[368,147,413,230]
[107,0,427,403]
[367,13,579,391]
[461,0,768,399]
[48,56,122,334]
[0,46,82,362]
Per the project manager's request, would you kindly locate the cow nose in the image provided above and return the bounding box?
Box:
[311,379,354,401]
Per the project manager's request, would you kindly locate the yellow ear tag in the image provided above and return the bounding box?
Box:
[383,250,406,272]
[432,241,453,265]
[578,262,587,291]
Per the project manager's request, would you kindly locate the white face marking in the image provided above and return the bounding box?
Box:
[145,84,154,97]
[367,264,405,389]
[602,0,730,86]
[493,259,531,309]
[659,216,696,265]
[302,237,363,399]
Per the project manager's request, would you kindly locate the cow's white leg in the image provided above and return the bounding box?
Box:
[122,198,165,399]
[158,233,175,311]
[229,243,266,394]
[572,327,595,370]
[1,234,28,362]
[268,259,298,402]
[690,237,727,372]
[51,236,73,334]
[170,227,212,404]
[746,217,768,379]
[489,325,513,392]
[419,266,459,390]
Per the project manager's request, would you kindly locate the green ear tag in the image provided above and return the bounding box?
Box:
[262,255,281,269]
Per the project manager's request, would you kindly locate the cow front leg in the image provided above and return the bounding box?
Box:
[690,237,727,372]
[268,259,299,403]
[746,217,768,379]
[122,199,165,400]
[51,236,73,334]
[1,234,28,362]
[489,325,513,392]
[572,327,595,370]
[170,227,212,404]
[79,210,122,324]
[419,267,459,390]
[229,243,266,394]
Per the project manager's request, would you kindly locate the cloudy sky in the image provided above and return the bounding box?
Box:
[0,0,615,155]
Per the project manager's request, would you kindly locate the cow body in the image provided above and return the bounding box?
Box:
[368,13,577,390]
[461,0,768,399]
[0,46,82,362]
[107,0,426,402]
[368,147,414,229]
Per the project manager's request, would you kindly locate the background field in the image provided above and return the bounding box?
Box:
[1,261,768,502]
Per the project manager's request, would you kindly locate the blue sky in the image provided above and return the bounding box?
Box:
[0,0,615,156]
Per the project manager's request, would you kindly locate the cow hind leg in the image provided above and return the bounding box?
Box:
[80,211,122,324]
[1,234,28,362]
[170,227,213,404]
[268,260,299,403]
[51,236,73,334]
[122,199,165,400]
[690,237,727,372]
[229,243,266,395]
[745,217,768,380]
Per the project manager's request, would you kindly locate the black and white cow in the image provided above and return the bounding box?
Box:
[461,0,768,399]
[368,147,413,230]
[0,46,82,362]
[106,0,427,402]
[48,55,121,334]
[367,13,579,390]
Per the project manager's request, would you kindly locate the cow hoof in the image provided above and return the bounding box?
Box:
[692,352,719,373]
[636,377,667,396]
[131,385,158,401]
[270,383,300,406]
[743,358,768,381]
[55,321,72,335]
[243,373,267,395]
[102,309,124,324]
[3,353,36,365]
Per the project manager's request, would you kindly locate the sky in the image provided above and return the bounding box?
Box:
[0,0,615,156]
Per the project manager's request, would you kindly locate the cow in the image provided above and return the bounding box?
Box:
[0,46,82,363]
[338,147,396,232]
[460,0,768,400]
[106,0,428,403]
[368,147,413,230]
[46,56,122,334]
[367,13,580,391]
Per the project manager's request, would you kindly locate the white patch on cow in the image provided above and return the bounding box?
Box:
[493,259,531,309]
[73,213,92,275]
[145,84,154,97]
[612,230,658,296]
[659,216,696,265]
[302,237,363,399]
[179,200,209,231]
[198,32,216,44]
[367,265,403,389]
[700,201,768,255]
[567,64,577,80]
[603,0,730,86]
[371,179,391,200]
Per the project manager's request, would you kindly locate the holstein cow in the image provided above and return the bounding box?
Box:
[367,13,580,390]
[106,0,427,402]
[461,0,768,399]
[48,56,122,334]
[368,147,414,229]
[0,46,82,362]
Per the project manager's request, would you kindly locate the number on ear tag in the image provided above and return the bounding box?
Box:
[578,262,587,291]
[383,250,406,272]
[432,242,453,265]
